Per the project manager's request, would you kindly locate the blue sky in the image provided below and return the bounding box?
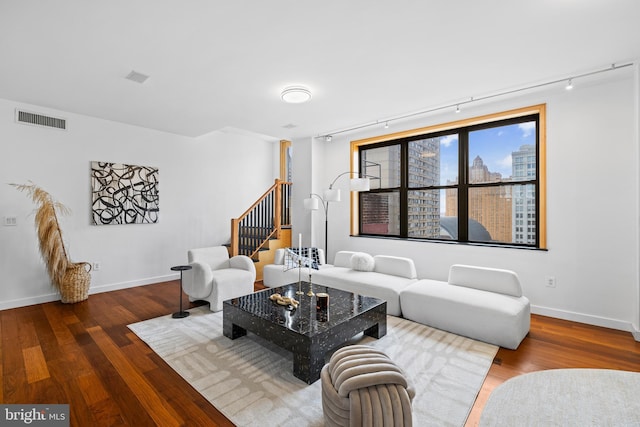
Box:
[439,121,536,184]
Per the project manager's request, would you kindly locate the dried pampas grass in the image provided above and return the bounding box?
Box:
[11,182,90,301]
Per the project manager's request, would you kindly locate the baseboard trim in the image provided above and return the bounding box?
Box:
[531,304,636,335]
[0,273,179,311]
[88,274,178,295]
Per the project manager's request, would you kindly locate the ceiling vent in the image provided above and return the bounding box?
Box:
[15,109,67,130]
[125,70,150,84]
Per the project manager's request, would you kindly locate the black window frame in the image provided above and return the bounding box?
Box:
[357,113,542,249]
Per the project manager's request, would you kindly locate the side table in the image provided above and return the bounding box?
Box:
[171,265,192,318]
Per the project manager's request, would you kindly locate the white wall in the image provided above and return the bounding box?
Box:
[315,70,640,333]
[291,137,326,249]
[0,99,277,309]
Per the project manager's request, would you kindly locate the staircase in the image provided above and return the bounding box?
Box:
[229,179,292,281]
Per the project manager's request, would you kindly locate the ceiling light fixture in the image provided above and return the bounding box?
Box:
[455,105,461,113]
[384,122,389,129]
[281,86,312,103]
[325,135,332,142]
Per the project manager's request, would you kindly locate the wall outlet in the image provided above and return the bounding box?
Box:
[545,276,556,288]
[3,216,17,226]
[93,262,101,271]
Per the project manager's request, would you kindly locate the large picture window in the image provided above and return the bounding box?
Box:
[354,105,545,248]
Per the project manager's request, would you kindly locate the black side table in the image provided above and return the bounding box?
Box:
[171,265,192,318]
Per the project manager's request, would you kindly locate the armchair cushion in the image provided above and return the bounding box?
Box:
[188,246,231,270]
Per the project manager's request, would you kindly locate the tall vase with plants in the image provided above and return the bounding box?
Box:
[11,182,91,303]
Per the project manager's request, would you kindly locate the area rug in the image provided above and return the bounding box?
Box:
[129,307,497,427]
[479,368,640,426]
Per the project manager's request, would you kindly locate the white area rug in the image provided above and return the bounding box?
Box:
[480,368,640,426]
[129,306,497,427]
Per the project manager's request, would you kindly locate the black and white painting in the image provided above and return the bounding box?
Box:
[91,161,159,225]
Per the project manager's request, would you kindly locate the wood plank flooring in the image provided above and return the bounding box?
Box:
[1,280,639,426]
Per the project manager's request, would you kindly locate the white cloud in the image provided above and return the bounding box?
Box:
[518,122,536,138]
[440,134,458,147]
[498,154,512,170]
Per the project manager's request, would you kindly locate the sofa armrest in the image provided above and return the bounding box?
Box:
[183,261,214,299]
[229,255,257,281]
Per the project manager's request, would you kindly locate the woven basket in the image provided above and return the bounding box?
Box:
[60,262,92,303]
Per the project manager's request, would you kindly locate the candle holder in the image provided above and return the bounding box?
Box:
[306,272,315,296]
[296,259,304,295]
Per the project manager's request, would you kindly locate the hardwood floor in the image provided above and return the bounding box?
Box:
[2,280,639,426]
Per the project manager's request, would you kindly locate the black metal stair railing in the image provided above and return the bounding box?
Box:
[230,179,291,259]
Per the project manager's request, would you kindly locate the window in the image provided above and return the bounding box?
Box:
[353,105,546,248]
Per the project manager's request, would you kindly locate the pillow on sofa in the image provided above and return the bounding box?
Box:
[351,252,375,272]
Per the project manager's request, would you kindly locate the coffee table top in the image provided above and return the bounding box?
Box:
[223,282,385,338]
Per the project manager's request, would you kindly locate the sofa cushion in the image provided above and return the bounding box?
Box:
[448,264,523,297]
[351,252,375,272]
[334,251,358,268]
[373,255,417,279]
[312,267,416,316]
[263,263,333,287]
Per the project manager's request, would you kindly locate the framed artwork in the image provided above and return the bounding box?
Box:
[91,161,159,225]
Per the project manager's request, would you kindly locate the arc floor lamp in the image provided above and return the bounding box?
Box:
[304,172,371,256]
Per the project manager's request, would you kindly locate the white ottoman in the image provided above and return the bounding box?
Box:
[400,265,530,349]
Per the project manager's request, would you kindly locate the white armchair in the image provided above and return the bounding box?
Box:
[182,246,256,312]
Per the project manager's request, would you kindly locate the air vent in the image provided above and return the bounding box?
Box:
[15,109,67,130]
[125,70,150,84]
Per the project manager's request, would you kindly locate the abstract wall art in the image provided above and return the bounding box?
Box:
[91,161,159,225]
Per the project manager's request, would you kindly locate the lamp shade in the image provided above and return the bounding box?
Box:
[350,177,370,192]
[323,188,341,202]
[304,197,320,210]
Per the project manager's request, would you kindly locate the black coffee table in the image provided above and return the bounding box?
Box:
[222,282,387,384]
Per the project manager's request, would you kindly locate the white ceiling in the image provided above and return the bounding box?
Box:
[1,1,639,140]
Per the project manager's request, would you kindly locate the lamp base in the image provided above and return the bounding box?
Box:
[172,311,190,319]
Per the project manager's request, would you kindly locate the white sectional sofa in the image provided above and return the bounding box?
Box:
[400,264,530,349]
[263,249,530,349]
[263,249,418,316]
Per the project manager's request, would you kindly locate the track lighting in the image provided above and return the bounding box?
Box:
[316,62,630,140]
[384,122,389,129]
[325,135,332,142]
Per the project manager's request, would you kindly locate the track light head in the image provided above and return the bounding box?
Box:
[325,135,332,142]
[565,79,573,90]
[455,105,461,114]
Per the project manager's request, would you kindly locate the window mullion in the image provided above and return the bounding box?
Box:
[458,130,469,242]
[400,142,408,237]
